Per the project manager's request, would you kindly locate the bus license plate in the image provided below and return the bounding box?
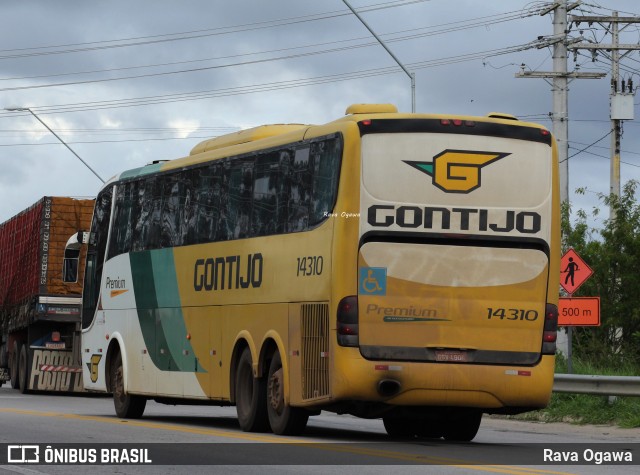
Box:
[435,350,468,362]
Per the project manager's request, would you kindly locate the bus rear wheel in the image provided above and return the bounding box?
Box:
[267,351,308,435]
[383,417,417,438]
[383,415,444,439]
[111,352,146,419]
[442,411,482,442]
[235,348,269,432]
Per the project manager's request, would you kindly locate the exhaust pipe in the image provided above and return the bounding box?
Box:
[377,379,401,397]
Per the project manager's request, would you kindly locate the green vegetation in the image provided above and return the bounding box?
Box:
[512,356,640,428]
[562,181,640,367]
[511,184,640,428]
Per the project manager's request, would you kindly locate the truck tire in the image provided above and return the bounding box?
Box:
[10,341,20,390]
[18,344,30,394]
[111,351,146,418]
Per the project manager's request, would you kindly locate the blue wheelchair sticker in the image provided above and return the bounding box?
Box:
[359,267,387,296]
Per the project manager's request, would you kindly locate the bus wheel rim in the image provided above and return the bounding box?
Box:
[268,367,284,414]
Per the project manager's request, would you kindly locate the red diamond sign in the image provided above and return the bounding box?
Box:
[560,249,593,294]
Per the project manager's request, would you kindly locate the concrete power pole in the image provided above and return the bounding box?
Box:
[569,12,640,212]
[516,0,604,366]
[516,0,604,206]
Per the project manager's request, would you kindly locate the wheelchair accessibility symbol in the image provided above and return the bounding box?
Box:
[359,267,387,296]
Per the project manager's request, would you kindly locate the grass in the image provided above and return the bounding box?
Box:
[508,355,640,428]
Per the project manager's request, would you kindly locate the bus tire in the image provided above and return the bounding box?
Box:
[10,341,20,390]
[235,348,269,432]
[382,417,418,438]
[415,420,444,439]
[383,415,445,439]
[111,352,146,419]
[267,351,308,435]
[442,411,482,442]
[18,344,30,394]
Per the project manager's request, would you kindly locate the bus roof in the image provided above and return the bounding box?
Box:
[111,104,548,184]
[189,124,309,155]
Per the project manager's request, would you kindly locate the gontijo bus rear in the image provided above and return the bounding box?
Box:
[80,104,559,441]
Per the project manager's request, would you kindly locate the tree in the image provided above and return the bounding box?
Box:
[562,181,640,366]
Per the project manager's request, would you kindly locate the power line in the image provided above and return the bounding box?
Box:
[0,0,431,60]
[563,129,613,163]
[0,40,543,116]
[0,10,547,93]
[0,134,223,147]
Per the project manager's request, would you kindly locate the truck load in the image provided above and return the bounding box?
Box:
[0,197,94,392]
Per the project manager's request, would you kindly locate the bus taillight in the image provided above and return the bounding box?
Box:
[542,303,558,355]
[440,119,475,127]
[337,295,359,347]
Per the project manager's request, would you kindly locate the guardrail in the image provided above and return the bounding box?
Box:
[553,374,640,397]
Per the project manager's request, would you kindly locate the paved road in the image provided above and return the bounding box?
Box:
[0,385,637,474]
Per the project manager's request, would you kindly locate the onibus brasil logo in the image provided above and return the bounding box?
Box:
[404,150,510,193]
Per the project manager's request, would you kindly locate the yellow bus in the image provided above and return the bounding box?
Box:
[80,104,559,441]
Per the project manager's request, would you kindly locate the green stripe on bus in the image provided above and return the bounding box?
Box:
[130,251,180,372]
[129,249,205,373]
[120,163,164,180]
[150,249,203,372]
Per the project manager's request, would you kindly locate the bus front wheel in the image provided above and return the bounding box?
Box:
[111,352,146,419]
[235,348,269,432]
[267,351,308,435]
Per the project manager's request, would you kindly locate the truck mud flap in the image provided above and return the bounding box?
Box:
[29,349,84,392]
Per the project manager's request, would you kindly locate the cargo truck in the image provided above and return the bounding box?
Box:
[0,197,94,392]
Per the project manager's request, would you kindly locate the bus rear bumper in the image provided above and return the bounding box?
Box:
[330,352,555,410]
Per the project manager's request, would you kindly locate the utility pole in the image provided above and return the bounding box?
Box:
[516,0,604,206]
[516,0,604,368]
[568,12,640,211]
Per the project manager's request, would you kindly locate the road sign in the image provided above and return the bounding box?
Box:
[558,297,600,326]
[560,249,593,294]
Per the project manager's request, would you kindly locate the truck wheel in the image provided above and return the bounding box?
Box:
[10,341,20,390]
[111,352,146,418]
[235,348,268,432]
[18,344,30,394]
[267,351,308,435]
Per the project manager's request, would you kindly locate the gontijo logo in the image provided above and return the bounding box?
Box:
[404,150,510,193]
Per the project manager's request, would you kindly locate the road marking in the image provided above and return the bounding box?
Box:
[0,466,50,474]
[0,408,578,474]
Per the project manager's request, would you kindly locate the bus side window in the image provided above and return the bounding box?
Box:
[191,164,221,244]
[310,137,342,225]
[224,159,253,240]
[160,175,182,248]
[288,146,311,232]
[147,177,164,250]
[253,151,287,236]
[108,182,135,258]
[82,187,113,329]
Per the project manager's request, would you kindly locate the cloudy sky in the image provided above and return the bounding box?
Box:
[1,0,639,226]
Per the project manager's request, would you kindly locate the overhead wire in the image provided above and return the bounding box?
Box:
[0,40,545,116]
[0,0,431,60]
[0,7,547,91]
